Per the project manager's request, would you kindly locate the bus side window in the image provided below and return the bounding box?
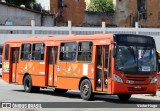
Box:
[77,41,93,62]
[21,44,31,60]
[60,42,77,61]
[32,43,45,61]
[5,44,10,60]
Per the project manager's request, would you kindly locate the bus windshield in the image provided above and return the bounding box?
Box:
[115,45,157,72]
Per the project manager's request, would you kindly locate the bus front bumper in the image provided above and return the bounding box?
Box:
[111,82,157,94]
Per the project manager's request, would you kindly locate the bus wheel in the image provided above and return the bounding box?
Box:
[23,75,34,93]
[117,94,131,101]
[80,79,94,101]
[54,88,68,93]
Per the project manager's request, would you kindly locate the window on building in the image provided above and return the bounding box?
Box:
[137,0,147,20]
[21,44,31,60]
[60,42,77,61]
[75,0,80,3]
[58,0,64,8]
[32,43,45,61]
[77,41,93,62]
[158,12,160,21]
[137,0,146,12]
[5,44,10,60]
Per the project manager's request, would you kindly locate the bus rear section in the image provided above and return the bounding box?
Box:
[2,43,20,83]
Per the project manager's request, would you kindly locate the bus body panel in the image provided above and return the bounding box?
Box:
[157,74,160,89]
[17,73,23,84]
[8,43,21,48]
[56,77,80,90]
[55,62,95,90]
[107,78,112,94]
[17,61,46,86]
[2,73,10,83]
[48,64,54,86]
[31,75,46,87]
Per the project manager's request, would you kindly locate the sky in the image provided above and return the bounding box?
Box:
[36,0,50,10]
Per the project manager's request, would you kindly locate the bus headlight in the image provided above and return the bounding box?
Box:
[113,74,123,83]
[150,76,157,84]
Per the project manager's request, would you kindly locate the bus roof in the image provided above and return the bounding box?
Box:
[5,34,114,43]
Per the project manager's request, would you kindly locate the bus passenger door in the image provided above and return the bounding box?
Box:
[47,47,58,86]
[11,48,19,83]
[96,45,109,92]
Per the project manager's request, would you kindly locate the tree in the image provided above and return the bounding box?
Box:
[5,0,36,9]
[33,3,42,11]
[5,0,46,12]
[86,0,114,13]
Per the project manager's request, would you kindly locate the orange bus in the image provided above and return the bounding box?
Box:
[2,34,158,100]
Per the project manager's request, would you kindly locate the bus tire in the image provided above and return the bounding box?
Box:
[117,94,131,101]
[23,75,34,93]
[54,88,68,93]
[80,79,94,101]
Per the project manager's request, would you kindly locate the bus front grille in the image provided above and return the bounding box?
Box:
[127,87,147,91]
[125,75,149,85]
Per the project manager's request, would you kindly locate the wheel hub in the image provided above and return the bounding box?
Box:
[82,84,89,95]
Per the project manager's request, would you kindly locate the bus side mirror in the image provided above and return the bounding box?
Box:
[112,48,117,57]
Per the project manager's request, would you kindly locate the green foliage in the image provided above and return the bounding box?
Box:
[87,0,114,13]
[5,0,36,9]
[33,3,42,11]
[5,0,46,11]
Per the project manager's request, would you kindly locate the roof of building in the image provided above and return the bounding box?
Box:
[0,1,54,15]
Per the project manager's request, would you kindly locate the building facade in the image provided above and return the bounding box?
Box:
[0,2,55,26]
[50,0,85,26]
[0,2,55,54]
[114,0,160,27]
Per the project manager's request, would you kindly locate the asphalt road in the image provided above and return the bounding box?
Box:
[0,77,160,111]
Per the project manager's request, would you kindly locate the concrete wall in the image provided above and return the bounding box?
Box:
[41,15,55,26]
[0,4,55,26]
[84,11,116,27]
